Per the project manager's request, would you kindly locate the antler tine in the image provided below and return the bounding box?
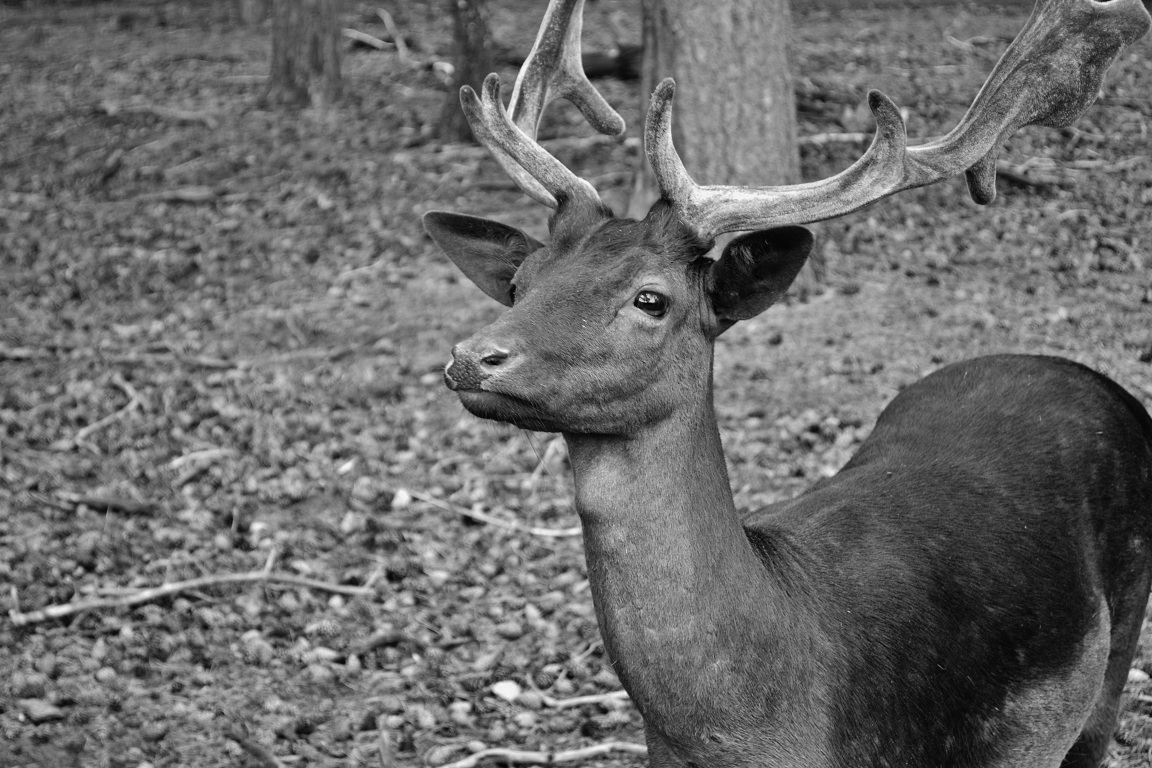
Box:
[647,0,1150,244]
[460,0,625,209]
[509,0,626,139]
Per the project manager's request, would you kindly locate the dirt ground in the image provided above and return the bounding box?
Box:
[2,0,1152,766]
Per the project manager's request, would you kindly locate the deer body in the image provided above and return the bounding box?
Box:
[574,354,1152,767]
[424,1,1152,765]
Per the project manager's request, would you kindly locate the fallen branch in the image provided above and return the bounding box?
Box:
[169,447,238,487]
[343,27,389,50]
[168,447,238,471]
[57,371,145,451]
[0,346,53,361]
[539,690,630,710]
[393,135,639,166]
[138,186,220,204]
[377,8,412,65]
[54,492,158,516]
[436,741,647,768]
[8,570,372,627]
[799,131,871,147]
[409,490,581,538]
[97,100,219,129]
[223,722,288,768]
[377,716,396,768]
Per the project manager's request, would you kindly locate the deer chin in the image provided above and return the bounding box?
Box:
[456,389,565,432]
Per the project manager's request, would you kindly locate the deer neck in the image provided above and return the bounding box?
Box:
[563,380,823,746]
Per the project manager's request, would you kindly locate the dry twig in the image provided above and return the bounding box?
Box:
[58,371,146,451]
[0,346,52,361]
[436,741,647,768]
[377,716,395,768]
[9,570,371,627]
[223,722,287,768]
[539,690,631,710]
[343,28,389,49]
[97,99,219,129]
[377,8,412,65]
[53,492,158,516]
[409,490,581,538]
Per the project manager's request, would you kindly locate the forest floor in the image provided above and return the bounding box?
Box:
[2,0,1152,766]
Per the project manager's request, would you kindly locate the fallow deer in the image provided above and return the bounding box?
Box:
[424,1,1152,765]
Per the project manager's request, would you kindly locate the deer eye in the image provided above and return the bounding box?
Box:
[634,290,669,318]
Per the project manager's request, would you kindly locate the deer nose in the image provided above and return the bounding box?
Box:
[445,342,513,391]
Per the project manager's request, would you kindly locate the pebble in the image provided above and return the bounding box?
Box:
[306,663,336,685]
[18,698,66,723]
[350,476,379,504]
[141,722,169,742]
[408,704,437,730]
[95,666,118,683]
[490,680,522,703]
[10,671,48,699]
[448,700,473,726]
[495,620,525,640]
[517,691,544,710]
[424,744,460,765]
[1129,668,1150,684]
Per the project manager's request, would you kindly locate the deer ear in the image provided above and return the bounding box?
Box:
[423,211,544,306]
[709,226,813,333]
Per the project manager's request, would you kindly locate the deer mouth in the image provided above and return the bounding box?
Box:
[456,389,561,432]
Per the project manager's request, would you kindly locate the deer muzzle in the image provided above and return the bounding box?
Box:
[444,341,512,392]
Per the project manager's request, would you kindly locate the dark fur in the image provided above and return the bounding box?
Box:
[744,355,1152,766]
[426,203,1152,767]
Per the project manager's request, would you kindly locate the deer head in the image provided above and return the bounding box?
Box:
[425,0,1150,438]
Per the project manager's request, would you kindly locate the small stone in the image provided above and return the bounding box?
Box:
[495,621,524,640]
[19,698,66,723]
[517,691,544,710]
[310,646,341,663]
[409,704,437,730]
[1129,667,1150,684]
[490,680,522,703]
[379,695,405,715]
[307,664,335,685]
[340,509,367,534]
[34,653,57,678]
[466,740,487,753]
[10,671,48,699]
[95,666,118,683]
[512,711,536,729]
[448,700,473,726]
[351,476,379,504]
[391,488,412,509]
[424,744,460,766]
[141,722,169,742]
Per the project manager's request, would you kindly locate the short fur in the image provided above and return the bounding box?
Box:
[425,203,1152,768]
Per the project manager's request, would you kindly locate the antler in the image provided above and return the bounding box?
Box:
[646,0,1151,243]
[460,0,625,209]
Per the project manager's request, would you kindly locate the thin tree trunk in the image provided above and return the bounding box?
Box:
[237,0,270,25]
[628,0,799,215]
[629,0,822,288]
[266,0,342,108]
[439,0,495,142]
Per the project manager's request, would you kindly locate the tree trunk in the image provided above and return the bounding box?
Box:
[237,0,270,25]
[439,0,495,142]
[628,0,799,217]
[266,0,342,108]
